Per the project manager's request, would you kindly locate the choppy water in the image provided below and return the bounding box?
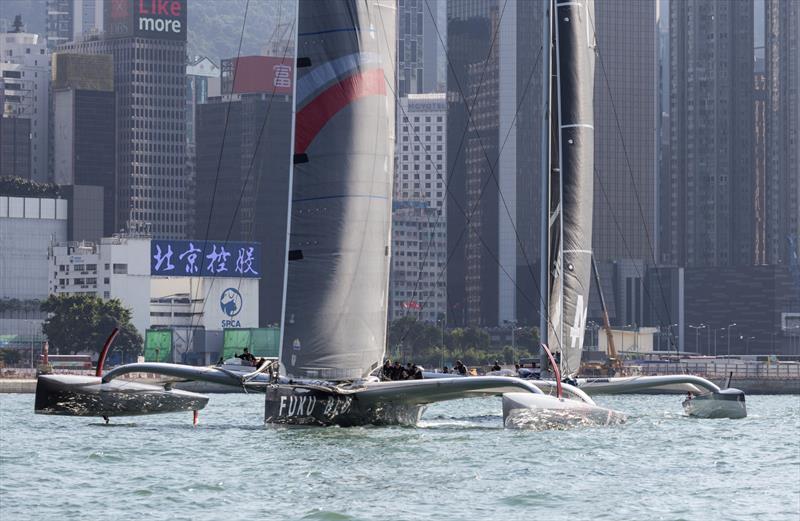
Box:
[1,393,798,521]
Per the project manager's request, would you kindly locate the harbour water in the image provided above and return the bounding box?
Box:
[1,393,798,521]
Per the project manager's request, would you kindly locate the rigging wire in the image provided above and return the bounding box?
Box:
[185,1,294,350]
[377,1,563,352]
[417,0,560,344]
[586,9,678,349]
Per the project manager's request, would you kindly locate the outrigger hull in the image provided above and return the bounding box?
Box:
[682,388,747,419]
[35,374,209,417]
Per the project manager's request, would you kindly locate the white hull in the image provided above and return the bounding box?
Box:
[502,393,626,430]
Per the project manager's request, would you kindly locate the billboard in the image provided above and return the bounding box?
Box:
[226,56,293,95]
[105,0,187,41]
[150,239,261,278]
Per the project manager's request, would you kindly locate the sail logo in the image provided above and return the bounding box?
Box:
[569,295,588,349]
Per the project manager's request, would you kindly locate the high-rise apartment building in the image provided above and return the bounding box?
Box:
[664,0,755,268]
[194,56,293,326]
[46,0,104,50]
[0,26,50,182]
[764,0,800,265]
[60,0,189,238]
[390,93,447,323]
[52,53,116,238]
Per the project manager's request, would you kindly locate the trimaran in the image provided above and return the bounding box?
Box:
[35,0,746,427]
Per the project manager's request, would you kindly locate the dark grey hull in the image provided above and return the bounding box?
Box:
[265,384,425,427]
[35,374,209,417]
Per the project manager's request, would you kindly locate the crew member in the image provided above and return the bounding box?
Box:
[491,360,502,372]
[237,348,256,365]
[455,360,468,376]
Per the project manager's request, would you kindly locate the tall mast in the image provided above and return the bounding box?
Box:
[544,0,596,377]
[539,0,553,354]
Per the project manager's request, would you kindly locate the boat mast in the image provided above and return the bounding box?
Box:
[276,0,301,377]
[539,0,553,361]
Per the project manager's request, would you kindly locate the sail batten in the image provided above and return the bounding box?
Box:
[279,0,395,381]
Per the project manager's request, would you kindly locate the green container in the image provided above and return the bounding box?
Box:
[144,329,172,362]
[222,327,279,359]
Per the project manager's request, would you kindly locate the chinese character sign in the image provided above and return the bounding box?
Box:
[151,240,261,278]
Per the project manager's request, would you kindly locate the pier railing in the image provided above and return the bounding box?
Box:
[636,362,800,380]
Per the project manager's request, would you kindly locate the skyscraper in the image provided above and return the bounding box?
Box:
[592,0,657,263]
[46,0,105,50]
[446,0,542,327]
[194,56,293,326]
[0,25,49,182]
[60,0,189,238]
[664,0,755,268]
[764,0,800,265]
[52,53,116,237]
[397,0,444,96]
[390,93,448,323]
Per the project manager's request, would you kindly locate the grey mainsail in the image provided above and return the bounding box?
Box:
[544,0,596,377]
[279,0,396,380]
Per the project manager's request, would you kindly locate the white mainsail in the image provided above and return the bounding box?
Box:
[279,0,396,381]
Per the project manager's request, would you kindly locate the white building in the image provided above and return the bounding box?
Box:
[395,93,447,211]
[390,204,447,323]
[391,93,448,324]
[0,195,68,338]
[1,30,50,182]
[48,237,260,338]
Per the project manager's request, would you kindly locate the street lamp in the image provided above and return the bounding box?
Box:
[689,324,706,354]
[727,323,736,356]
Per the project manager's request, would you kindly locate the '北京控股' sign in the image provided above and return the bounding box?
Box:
[151,240,261,278]
[105,0,187,41]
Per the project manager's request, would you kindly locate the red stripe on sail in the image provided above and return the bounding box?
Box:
[295,68,386,154]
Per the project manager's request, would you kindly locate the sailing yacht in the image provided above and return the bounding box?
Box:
[33,0,744,425]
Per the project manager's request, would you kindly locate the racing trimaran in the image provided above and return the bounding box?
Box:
[35,0,745,426]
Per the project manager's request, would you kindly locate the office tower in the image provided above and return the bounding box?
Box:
[185,56,220,237]
[195,56,293,326]
[46,0,105,50]
[60,0,189,238]
[764,0,800,265]
[664,0,755,268]
[0,115,31,178]
[0,23,49,183]
[592,0,657,263]
[52,53,116,238]
[398,0,443,96]
[446,0,542,327]
[390,93,447,323]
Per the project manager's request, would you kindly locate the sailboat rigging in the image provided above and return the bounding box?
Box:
[33,0,745,425]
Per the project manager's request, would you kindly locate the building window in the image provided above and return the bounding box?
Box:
[113,264,128,274]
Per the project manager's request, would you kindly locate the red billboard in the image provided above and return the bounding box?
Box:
[105,0,187,41]
[229,56,294,95]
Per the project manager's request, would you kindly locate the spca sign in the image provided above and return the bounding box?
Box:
[220,287,243,328]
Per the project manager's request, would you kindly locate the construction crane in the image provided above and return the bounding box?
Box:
[590,256,622,375]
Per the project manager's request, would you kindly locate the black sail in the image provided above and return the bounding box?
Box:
[546,0,596,376]
[280,0,396,380]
